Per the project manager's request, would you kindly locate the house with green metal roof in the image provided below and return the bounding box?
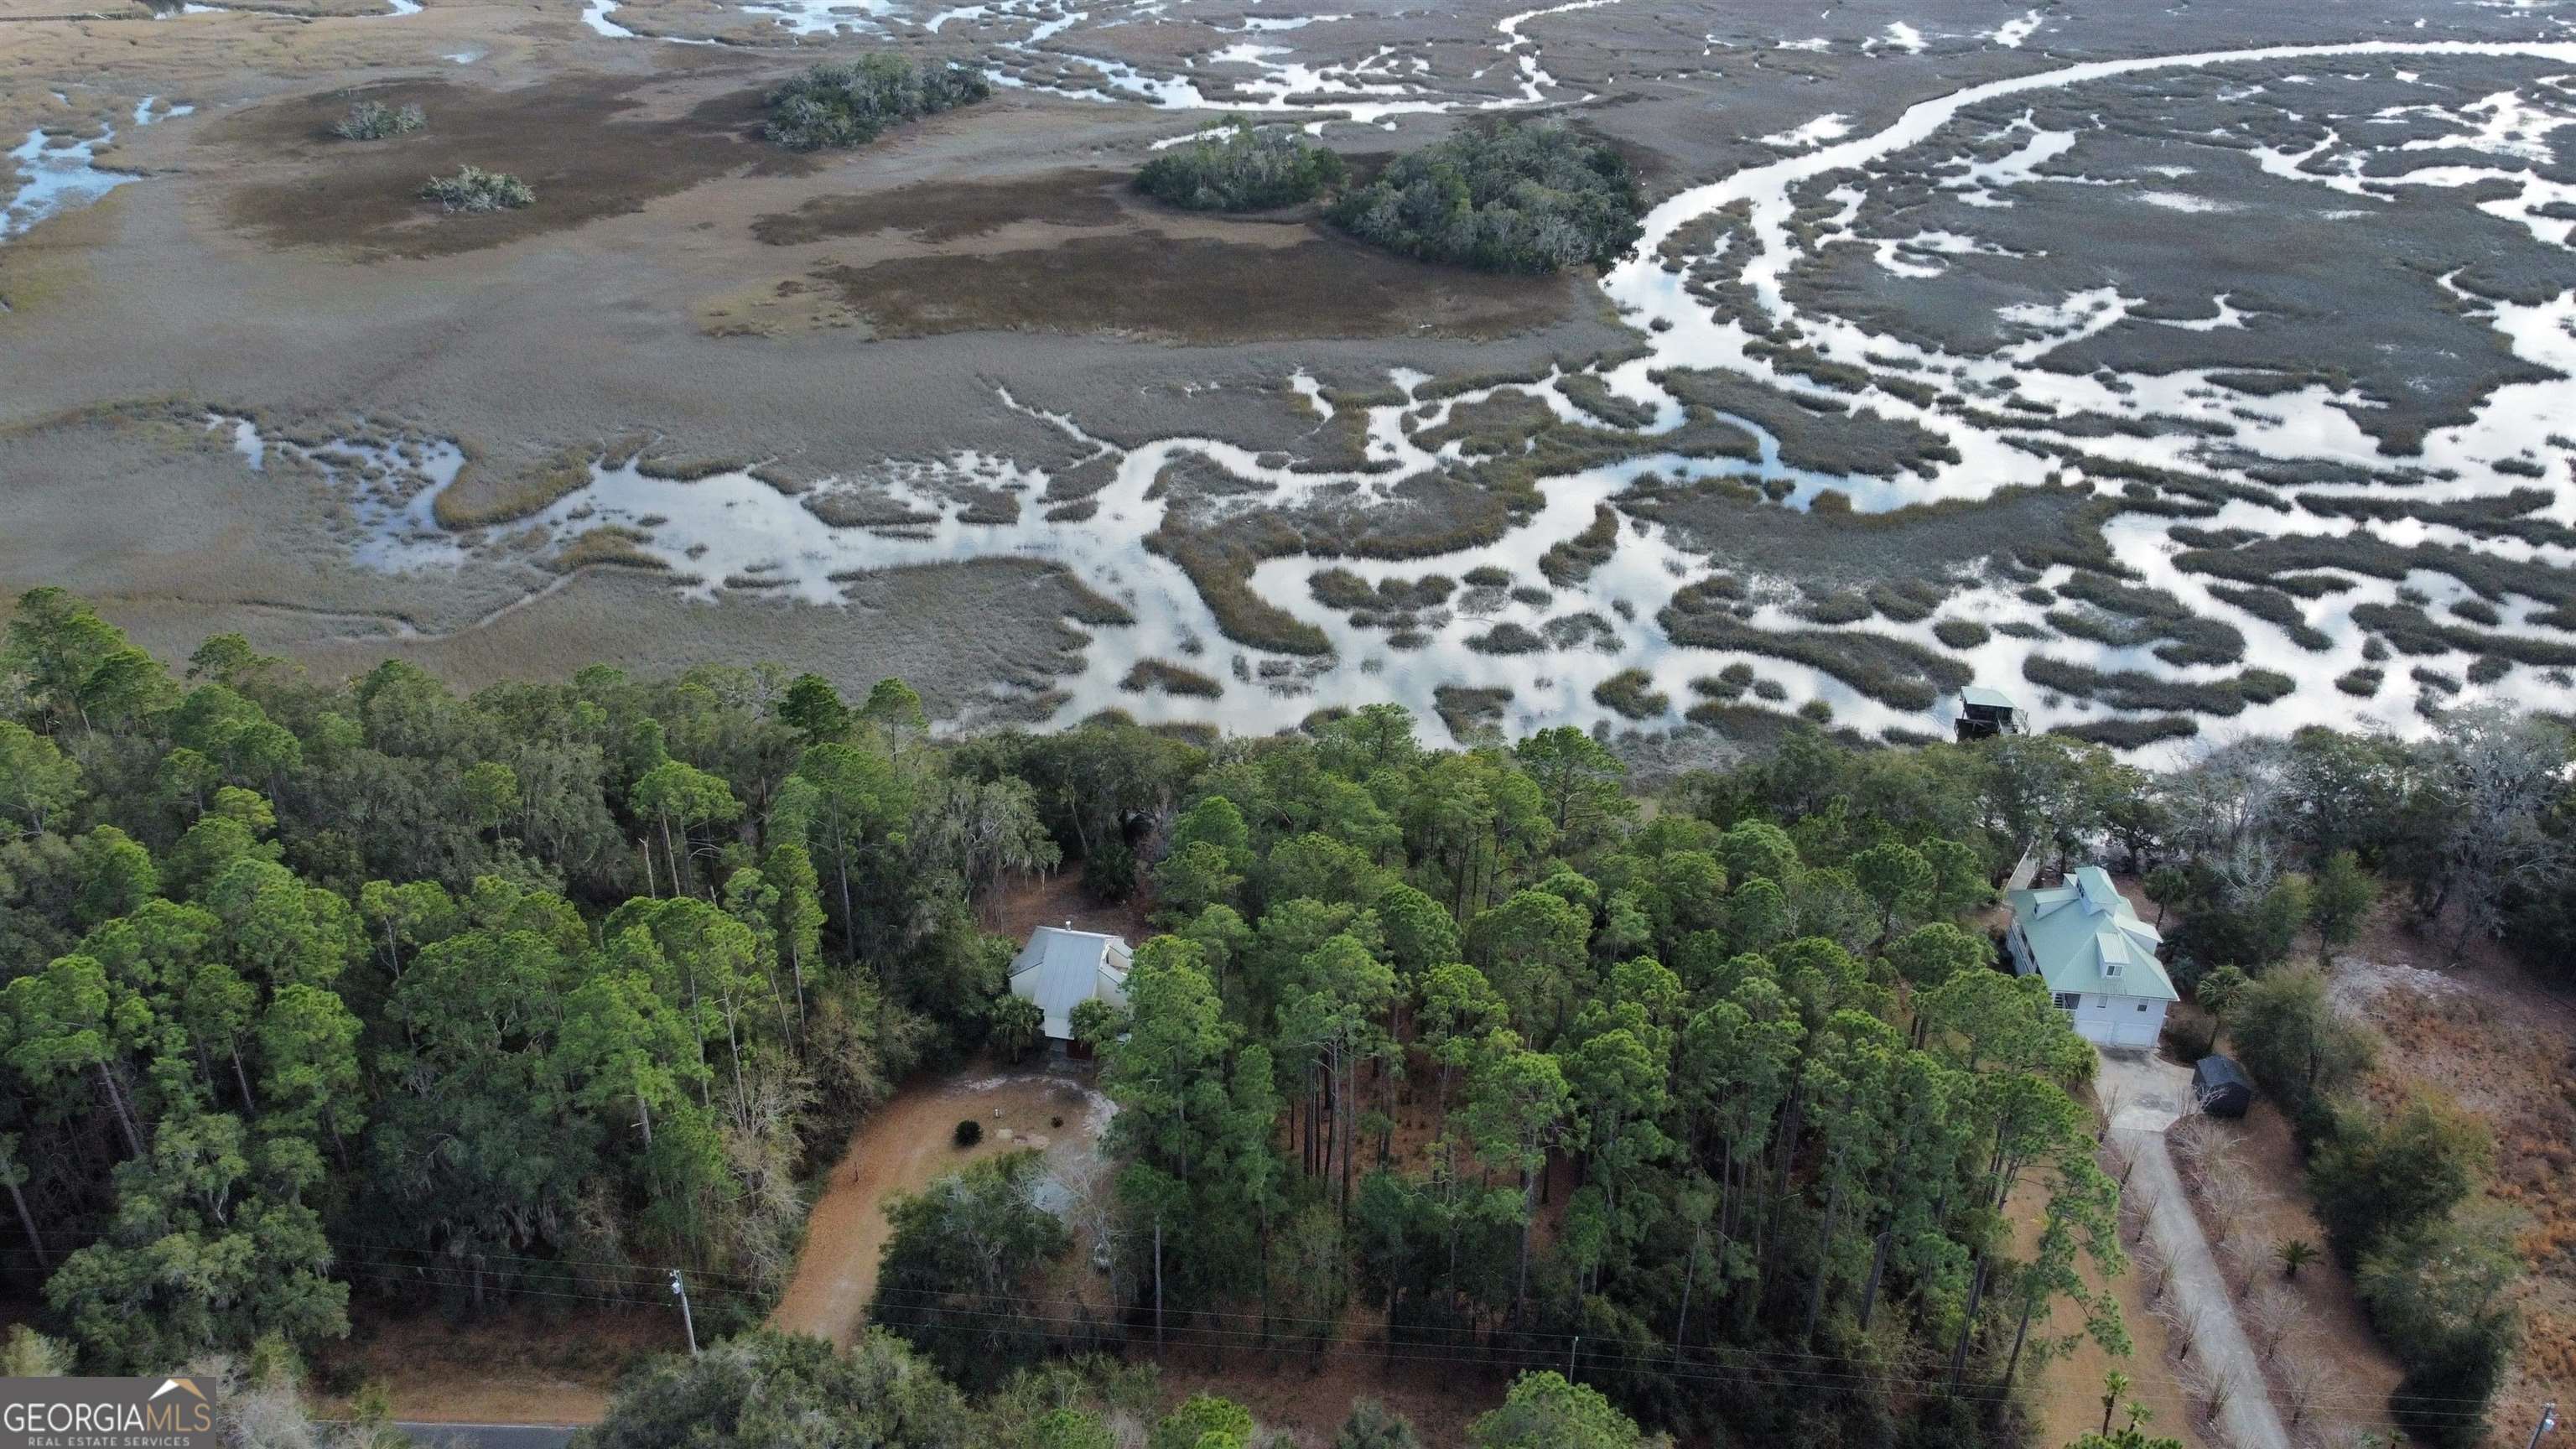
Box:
[2002,865,2177,1049]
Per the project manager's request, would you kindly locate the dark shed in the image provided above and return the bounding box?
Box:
[2192,1055,2253,1119]
[1955,686,2025,742]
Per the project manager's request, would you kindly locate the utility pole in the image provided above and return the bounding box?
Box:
[670,1269,699,1357]
[1567,1336,1580,1379]
[2526,1401,2558,1449]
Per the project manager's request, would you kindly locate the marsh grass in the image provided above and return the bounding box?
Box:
[1145,522,1331,656]
[1467,622,1545,655]
[1434,684,1513,740]
[429,447,589,530]
[2180,533,2576,614]
[2047,571,2245,665]
[2350,603,2576,668]
[1057,579,1134,627]
[1539,505,1620,588]
[1592,668,1669,720]
[1415,393,1558,454]
[1559,373,1658,429]
[1540,612,1619,652]
[2052,714,2200,748]
[2021,656,2294,717]
[1662,605,1970,712]
[2206,584,2332,652]
[2295,486,2575,548]
[1120,658,1224,699]
[631,454,749,483]
[548,526,667,573]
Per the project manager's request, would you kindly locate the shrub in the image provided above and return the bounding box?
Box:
[1083,836,1136,902]
[1151,1396,1256,1449]
[2228,968,2373,1124]
[1336,1400,1421,1449]
[870,1153,1068,1388]
[420,166,533,213]
[953,1118,984,1147]
[1328,119,1642,274]
[1136,117,1346,211]
[2358,1211,2518,1449]
[1932,618,1990,650]
[335,99,425,141]
[765,56,990,152]
[2308,1093,2490,1266]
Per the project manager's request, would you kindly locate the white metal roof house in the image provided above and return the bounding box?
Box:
[2002,865,2178,1049]
[1007,925,1132,1042]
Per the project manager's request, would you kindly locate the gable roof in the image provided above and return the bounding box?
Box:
[1008,926,1133,1039]
[2004,865,2178,1001]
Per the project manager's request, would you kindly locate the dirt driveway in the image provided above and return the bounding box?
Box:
[769,1067,1114,1348]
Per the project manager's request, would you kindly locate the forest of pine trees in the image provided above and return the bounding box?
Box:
[0,586,2564,1448]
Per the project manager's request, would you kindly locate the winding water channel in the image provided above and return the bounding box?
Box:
[228,34,2576,745]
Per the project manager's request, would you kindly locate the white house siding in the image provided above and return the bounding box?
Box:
[2065,993,2165,1049]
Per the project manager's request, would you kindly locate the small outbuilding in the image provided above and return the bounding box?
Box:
[2192,1055,2254,1119]
[1007,925,1132,1044]
[1955,686,2026,742]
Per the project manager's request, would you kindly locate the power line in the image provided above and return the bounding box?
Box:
[309,1238,2525,1425]
[319,1250,2511,1435]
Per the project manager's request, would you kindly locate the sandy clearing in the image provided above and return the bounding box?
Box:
[768,1066,1114,1348]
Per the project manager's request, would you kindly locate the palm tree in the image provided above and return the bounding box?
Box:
[2277,1238,2319,1279]
[2101,1370,2132,1435]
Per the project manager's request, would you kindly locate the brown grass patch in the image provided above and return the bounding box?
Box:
[212,75,782,258]
[818,231,1576,344]
[751,167,1128,246]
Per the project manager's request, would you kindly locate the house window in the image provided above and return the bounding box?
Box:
[2137,1001,2151,1011]
[2053,992,2079,1012]
[2103,959,2122,979]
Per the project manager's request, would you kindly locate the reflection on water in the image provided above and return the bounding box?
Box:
[3,99,188,245]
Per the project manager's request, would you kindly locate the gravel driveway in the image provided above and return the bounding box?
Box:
[2103,1048,2292,1449]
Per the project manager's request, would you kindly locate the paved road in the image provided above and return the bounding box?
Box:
[2101,1048,2292,1449]
[391,1421,579,1449]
